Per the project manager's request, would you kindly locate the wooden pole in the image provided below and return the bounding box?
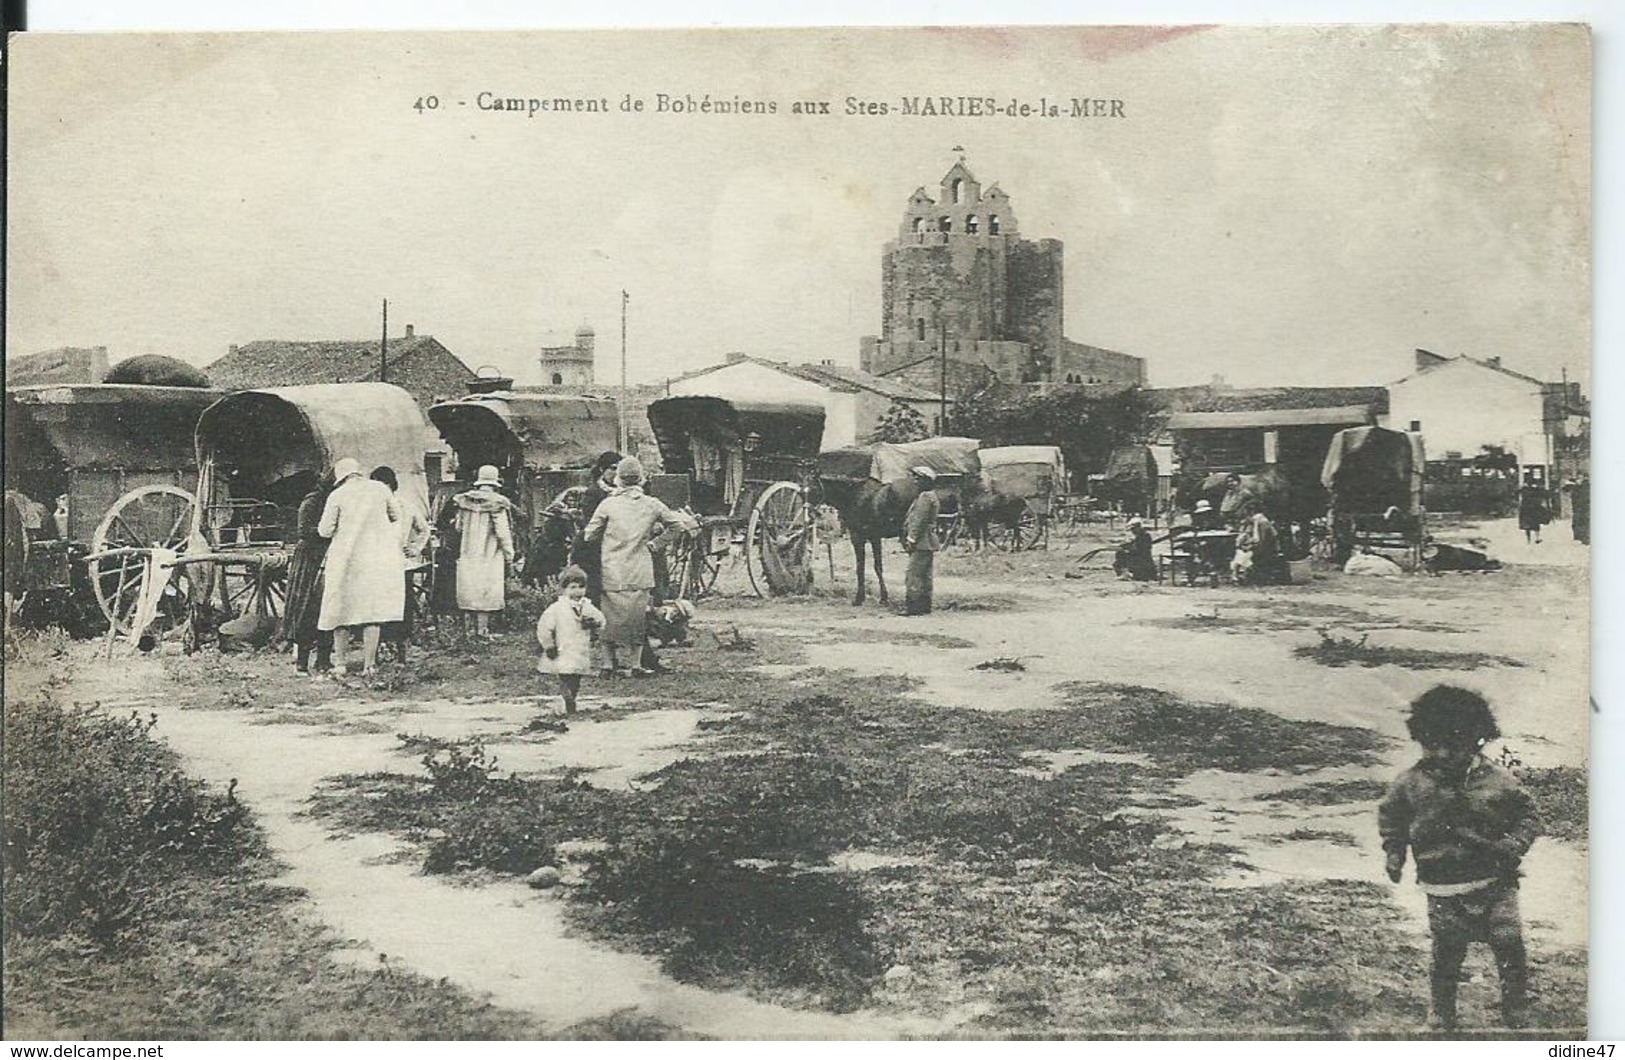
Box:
[939,315,948,435]
[380,298,389,383]
[619,290,629,452]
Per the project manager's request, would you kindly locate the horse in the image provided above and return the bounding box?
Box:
[823,472,991,605]
[819,475,919,606]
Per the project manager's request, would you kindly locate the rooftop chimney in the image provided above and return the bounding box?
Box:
[404,324,415,338]
[1484,355,1501,368]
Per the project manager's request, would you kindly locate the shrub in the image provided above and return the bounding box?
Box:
[3,695,261,947]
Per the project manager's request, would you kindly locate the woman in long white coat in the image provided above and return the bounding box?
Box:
[452,464,517,637]
[318,457,404,675]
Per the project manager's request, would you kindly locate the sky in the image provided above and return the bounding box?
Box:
[6,24,1591,391]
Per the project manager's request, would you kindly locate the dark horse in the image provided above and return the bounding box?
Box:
[823,473,991,605]
[820,475,920,606]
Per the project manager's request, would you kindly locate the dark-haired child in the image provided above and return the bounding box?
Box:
[536,565,604,715]
[1378,685,1540,1030]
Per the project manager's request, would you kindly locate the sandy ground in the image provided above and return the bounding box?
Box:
[54,514,1590,1036]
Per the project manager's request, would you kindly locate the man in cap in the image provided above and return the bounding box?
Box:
[901,466,942,615]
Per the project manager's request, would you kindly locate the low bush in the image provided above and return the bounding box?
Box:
[3,693,262,947]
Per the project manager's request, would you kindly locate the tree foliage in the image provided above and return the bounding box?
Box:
[870,400,930,444]
[945,385,1159,474]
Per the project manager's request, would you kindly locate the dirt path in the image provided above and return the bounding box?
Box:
[61,515,1586,1035]
[66,656,946,1038]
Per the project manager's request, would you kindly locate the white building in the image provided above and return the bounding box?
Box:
[1384,350,1583,473]
[665,354,948,450]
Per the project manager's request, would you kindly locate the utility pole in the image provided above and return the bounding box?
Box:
[939,313,948,435]
[379,298,389,382]
[619,290,630,451]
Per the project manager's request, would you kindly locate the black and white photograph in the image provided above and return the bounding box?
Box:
[2,20,1598,1041]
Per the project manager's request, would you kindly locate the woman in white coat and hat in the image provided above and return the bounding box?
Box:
[317,457,404,676]
[451,464,517,638]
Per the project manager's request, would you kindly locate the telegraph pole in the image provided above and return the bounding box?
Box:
[939,314,948,435]
[379,298,389,382]
[619,290,630,451]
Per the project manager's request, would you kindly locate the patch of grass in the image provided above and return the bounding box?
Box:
[1521,766,1586,843]
[1051,683,1389,774]
[1258,779,1390,806]
[1,639,548,1039]
[973,657,1027,672]
[1294,630,1523,671]
[311,674,1405,1023]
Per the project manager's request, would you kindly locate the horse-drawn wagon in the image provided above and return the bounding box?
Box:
[5,383,222,632]
[427,390,620,584]
[973,444,1066,550]
[1320,425,1426,568]
[88,383,432,646]
[644,395,825,599]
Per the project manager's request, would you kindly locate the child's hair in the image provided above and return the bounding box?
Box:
[1406,685,1500,746]
[558,565,588,588]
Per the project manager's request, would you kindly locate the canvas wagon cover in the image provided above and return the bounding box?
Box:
[197,383,431,522]
[430,391,619,471]
[979,445,1065,500]
[647,396,824,476]
[1320,426,1425,515]
[868,437,982,483]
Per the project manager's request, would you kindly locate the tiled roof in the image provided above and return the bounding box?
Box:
[1147,385,1390,417]
[672,356,942,402]
[206,335,473,389]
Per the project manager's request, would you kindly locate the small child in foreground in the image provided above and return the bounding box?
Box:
[1378,685,1540,1031]
[536,565,605,715]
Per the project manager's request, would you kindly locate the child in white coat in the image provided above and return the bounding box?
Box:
[537,565,605,714]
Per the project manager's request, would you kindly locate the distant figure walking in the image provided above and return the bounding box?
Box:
[1517,484,1551,544]
[452,465,517,638]
[901,466,941,615]
[318,457,404,677]
[583,456,697,675]
[537,564,605,715]
[277,476,334,675]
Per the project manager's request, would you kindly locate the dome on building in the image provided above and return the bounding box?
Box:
[575,324,596,338]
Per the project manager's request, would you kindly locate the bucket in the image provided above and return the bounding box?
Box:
[1288,558,1313,584]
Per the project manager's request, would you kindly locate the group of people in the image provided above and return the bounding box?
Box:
[276,448,699,697]
[277,458,428,678]
[1112,498,1288,587]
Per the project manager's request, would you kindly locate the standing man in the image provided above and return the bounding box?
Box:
[901,466,941,616]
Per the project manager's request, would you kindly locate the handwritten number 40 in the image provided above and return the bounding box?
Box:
[414,96,440,113]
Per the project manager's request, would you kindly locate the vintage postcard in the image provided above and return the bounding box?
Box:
[3,24,1593,1040]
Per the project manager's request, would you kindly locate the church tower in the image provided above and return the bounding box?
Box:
[539,325,596,388]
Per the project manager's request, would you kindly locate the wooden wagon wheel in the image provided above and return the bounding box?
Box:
[90,485,198,634]
[747,481,814,596]
[999,501,1042,552]
[665,527,723,602]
